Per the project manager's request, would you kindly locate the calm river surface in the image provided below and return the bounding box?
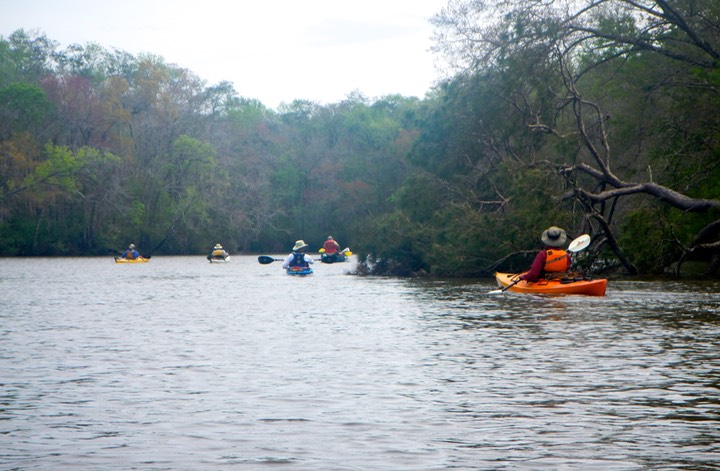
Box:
[2,256,719,470]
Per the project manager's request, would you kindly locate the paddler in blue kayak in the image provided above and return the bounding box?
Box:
[322,236,341,255]
[282,240,314,269]
[520,226,572,282]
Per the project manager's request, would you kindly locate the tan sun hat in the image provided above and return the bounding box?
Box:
[541,227,567,247]
[292,240,309,251]
[214,243,222,249]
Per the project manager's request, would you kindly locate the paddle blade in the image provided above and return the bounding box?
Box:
[568,234,591,253]
[489,276,522,294]
[258,255,277,264]
[342,248,353,256]
[319,248,325,253]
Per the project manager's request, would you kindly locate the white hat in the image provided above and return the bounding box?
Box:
[292,240,309,251]
[214,243,222,249]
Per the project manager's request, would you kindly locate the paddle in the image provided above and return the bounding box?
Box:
[258,254,322,264]
[258,255,284,264]
[110,248,151,260]
[488,234,592,294]
[568,234,591,253]
[488,277,522,295]
[319,247,352,255]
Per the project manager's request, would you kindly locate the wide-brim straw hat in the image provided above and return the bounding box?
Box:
[541,226,567,247]
[293,240,309,251]
[214,244,222,249]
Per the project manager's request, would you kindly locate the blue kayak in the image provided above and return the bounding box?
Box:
[320,252,347,263]
[287,266,313,276]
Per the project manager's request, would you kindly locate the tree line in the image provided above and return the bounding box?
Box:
[0,29,418,259]
[2,0,720,278]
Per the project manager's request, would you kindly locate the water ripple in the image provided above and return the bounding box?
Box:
[1,257,719,469]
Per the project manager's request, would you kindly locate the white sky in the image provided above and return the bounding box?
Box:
[1,0,449,109]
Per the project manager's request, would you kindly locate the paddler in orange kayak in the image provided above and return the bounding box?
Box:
[520,226,572,282]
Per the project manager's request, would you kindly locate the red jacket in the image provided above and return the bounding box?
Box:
[323,239,340,254]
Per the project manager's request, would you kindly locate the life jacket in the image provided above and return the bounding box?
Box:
[289,252,309,268]
[323,240,339,254]
[544,249,570,272]
[124,250,136,260]
[211,249,225,257]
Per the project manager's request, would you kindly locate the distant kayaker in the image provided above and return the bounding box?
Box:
[322,236,341,255]
[121,243,140,260]
[282,240,314,269]
[520,226,572,282]
[209,243,228,259]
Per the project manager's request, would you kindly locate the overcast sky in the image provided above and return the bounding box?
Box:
[1,0,449,109]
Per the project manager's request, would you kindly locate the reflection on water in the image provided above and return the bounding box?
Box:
[1,257,719,470]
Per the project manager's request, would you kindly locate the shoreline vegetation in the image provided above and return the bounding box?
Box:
[2,7,720,277]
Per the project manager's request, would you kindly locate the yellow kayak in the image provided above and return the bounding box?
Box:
[114,256,150,264]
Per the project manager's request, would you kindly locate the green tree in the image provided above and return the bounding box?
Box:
[431,0,720,275]
[0,82,54,140]
[0,29,57,85]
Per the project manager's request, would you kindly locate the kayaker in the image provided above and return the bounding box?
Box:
[282,240,314,269]
[520,226,572,282]
[322,236,341,255]
[121,244,140,260]
[209,243,228,259]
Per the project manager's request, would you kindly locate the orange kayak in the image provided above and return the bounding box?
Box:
[495,272,607,296]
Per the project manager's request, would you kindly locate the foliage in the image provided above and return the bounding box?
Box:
[0,82,54,137]
[3,15,720,277]
[426,0,720,276]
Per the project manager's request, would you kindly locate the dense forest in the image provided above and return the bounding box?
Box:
[2,0,720,277]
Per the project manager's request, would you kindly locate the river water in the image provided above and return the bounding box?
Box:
[1,256,719,470]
